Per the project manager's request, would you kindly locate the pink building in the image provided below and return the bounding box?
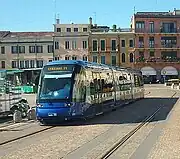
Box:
[131,9,180,83]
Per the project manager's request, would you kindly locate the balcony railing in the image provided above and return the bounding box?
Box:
[161,44,177,48]
[138,44,144,48]
[160,28,177,33]
[135,28,180,34]
[136,57,180,63]
[135,44,180,49]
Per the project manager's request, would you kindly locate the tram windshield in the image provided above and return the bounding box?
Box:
[39,73,72,100]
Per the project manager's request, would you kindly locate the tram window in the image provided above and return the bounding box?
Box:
[112,72,118,90]
[123,74,127,80]
[90,81,95,95]
[134,75,139,87]
[116,76,120,91]
[139,76,144,86]
[101,79,105,88]
[97,79,102,92]
[94,78,98,93]
[72,68,86,102]
[127,74,131,81]
[105,72,114,93]
[90,73,97,95]
[119,76,124,80]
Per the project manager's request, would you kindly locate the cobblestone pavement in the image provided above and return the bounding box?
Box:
[0,85,179,159]
[147,90,180,159]
[106,87,180,159]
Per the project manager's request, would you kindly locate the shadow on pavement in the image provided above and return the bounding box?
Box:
[47,97,179,126]
[0,116,12,124]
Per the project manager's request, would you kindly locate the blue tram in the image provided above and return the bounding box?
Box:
[36,60,144,124]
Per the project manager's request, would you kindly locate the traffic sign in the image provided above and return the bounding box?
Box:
[162,70,166,75]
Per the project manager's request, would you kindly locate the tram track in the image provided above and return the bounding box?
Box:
[0,119,36,130]
[0,91,152,147]
[98,91,177,159]
[0,88,177,159]
[0,125,55,146]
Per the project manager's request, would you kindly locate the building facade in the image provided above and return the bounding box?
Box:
[131,9,180,83]
[0,31,54,69]
[1,9,180,81]
[88,26,135,67]
[53,18,90,61]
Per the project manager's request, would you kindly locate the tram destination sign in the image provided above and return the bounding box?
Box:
[44,65,74,72]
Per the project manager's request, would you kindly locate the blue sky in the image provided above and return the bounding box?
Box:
[0,0,179,31]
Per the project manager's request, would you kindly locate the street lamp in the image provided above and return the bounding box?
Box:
[53,35,55,60]
[17,36,20,69]
[35,37,37,68]
[35,35,38,68]
[117,35,120,67]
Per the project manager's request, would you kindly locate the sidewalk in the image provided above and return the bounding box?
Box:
[148,91,180,159]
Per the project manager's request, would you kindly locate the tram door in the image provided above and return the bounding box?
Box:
[92,72,103,114]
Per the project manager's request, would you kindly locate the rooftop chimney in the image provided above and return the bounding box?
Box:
[56,18,60,24]
[113,25,117,32]
[89,17,92,25]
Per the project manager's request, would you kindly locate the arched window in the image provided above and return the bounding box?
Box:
[83,56,87,61]
[130,53,134,63]
[54,57,60,61]
[72,56,77,60]
[122,53,125,63]
[65,56,69,60]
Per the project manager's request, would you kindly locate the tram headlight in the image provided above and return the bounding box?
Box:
[36,104,43,107]
[64,103,71,107]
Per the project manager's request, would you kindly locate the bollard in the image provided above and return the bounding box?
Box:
[164,83,167,86]
[171,83,175,89]
[177,84,180,90]
[27,108,36,120]
[13,110,22,123]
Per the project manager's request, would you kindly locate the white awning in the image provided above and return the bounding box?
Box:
[141,67,156,76]
[161,66,178,75]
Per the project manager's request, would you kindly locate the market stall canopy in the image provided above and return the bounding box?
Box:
[141,66,156,76]
[6,70,24,75]
[161,66,178,75]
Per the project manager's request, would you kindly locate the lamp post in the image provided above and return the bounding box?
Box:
[53,35,55,60]
[117,35,120,67]
[17,36,20,69]
[35,36,38,68]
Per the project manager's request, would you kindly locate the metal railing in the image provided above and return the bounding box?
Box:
[135,57,180,63]
[135,28,180,34]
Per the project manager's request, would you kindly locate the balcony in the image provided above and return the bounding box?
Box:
[135,56,180,63]
[135,44,180,50]
[136,56,145,62]
[160,28,177,33]
[138,43,144,48]
[135,28,180,34]
[161,44,177,48]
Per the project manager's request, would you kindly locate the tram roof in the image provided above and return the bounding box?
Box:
[46,60,112,69]
[46,60,141,73]
[47,60,103,66]
[22,68,42,71]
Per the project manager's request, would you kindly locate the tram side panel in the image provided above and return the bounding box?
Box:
[132,74,144,100]
[100,70,115,111]
[82,68,117,117]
